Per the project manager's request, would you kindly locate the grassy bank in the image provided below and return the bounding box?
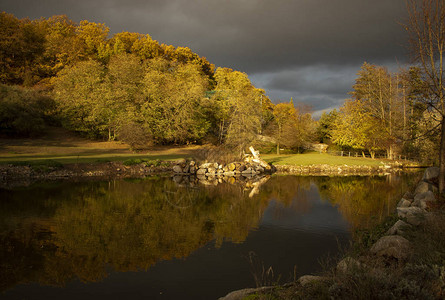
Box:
[0,127,417,167]
[262,152,402,167]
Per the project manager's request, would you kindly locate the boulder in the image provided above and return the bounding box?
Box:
[196,168,207,175]
[199,162,214,169]
[228,163,236,171]
[397,198,412,208]
[189,166,196,174]
[415,180,438,195]
[370,235,411,260]
[207,167,216,174]
[397,207,425,226]
[386,220,411,235]
[412,191,436,209]
[422,167,440,181]
[336,257,362,273]
[242,167,253,174]
[403,191,414,200]
[298,275,324,287]
[237,164,246,172]
[182,164,190,173]
[172,165,183,173]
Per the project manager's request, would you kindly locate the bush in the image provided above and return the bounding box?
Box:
[0,84,56,137]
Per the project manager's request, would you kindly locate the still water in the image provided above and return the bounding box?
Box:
[0,173,420,299]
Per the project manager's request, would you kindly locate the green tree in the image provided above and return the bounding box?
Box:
[53,60,107,137]
[0,84,55,136]
[142,58,209,144]
[332,99,387,158]
[211,68,263,153]
[317,109,339,143]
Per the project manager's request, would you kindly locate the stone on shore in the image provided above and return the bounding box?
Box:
[370,235,411,260]
[422,166,439,181]
[298,275,324,287]
[387,220,412,235]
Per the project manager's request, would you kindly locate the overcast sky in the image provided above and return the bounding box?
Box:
[0,0,410,117]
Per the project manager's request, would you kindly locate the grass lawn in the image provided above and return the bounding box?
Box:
[0,127,198,165]
[262,152,393,167]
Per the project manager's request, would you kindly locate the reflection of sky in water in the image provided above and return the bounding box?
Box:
[260,183,350,234]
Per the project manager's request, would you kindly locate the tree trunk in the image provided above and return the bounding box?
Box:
[276,143,280,155]
[439,116,445,197]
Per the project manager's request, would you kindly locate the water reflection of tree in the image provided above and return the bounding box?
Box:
[0,173,421,291]
[0,177,271,290]
[315,174,421,229]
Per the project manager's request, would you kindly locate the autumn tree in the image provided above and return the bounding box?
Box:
[210,68,263,153]
[53,60,107,137]
[0,12,45,85]
[271,101,296,154]
[332,99,387,158]
[142,58,209,144]
[405,0,445,194]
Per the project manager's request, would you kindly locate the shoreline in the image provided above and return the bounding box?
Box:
[0,161,424,188]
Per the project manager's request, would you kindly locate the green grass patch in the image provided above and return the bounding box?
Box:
[262,152,388,167]
[0,153,189,165]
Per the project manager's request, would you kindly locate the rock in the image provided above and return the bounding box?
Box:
[336,257,362,273]
[370,235,411,260]
[224,171,235,177]
[189,161,196,166]
[172,176,183,184]
[415,180,438,195]
[199,162,214,169]
[255,166,265,173]
[207,167,216,174]
[196,168,207,175]
[387,220,412,235]
[397,207,425,226]
[403,191,414,200]
[423,167,440,181]
[218,286,275,300]
[397,198,412,208]
[182,164,190,173]
[237,164,246,172]
[412,191,436,209]
[172,165,183,173]
[228,163,236,171]
[242,167,253,174]
[189,166,196,174]
[175,158,186,165]
[298,275,324,287]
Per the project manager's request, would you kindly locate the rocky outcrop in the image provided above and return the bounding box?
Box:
[171,147,275,179]
[371,166,439,260]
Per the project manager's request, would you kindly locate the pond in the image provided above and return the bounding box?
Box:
[0,173,421,299]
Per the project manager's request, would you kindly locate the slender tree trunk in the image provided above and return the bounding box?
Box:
[277,143,280,155]
[439,116,445,196]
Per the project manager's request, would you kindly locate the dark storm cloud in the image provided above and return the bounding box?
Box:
[0,0,409,111]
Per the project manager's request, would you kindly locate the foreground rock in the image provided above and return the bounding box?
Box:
[370,235,411,260]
